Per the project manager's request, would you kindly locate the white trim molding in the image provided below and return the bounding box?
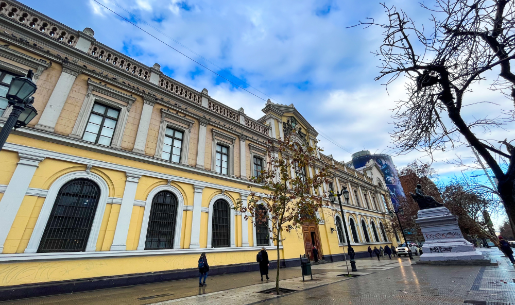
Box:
[137,184,185,250]
[211,129,236,176]
[207,194,236,249]
[25,171,109,253]
[154,108,195,165]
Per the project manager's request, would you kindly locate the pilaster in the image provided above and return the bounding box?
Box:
[189,185,204,249]
[241,194,249,247]
[110,173,141,251]
[133,99,155,154]
[240,134,247,179]
[196,118,208,169]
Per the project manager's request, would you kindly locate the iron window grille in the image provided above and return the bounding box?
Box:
[380,222,388,242]
[253,156,263,178]
[215,144,229,175]
[162,128,183,163]
[371,221,380,242]
[38,179,101,253]
[82,103,120,146]
[361,220,371,243]
[372,196,378,210]
[212,199,230,247]
[349,218,359,243]
[336,217,345,244]
[255,205,269,246]
[145,191,179,250]
[0,69,18,116]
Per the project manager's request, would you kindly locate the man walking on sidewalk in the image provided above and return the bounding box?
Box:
[312,246,319,263]
[384,245,392,259]
[257,247,270,281]
[198,253,209,287]
[368,246,372,258]
[499,236,515,264]
[373,247,381,261]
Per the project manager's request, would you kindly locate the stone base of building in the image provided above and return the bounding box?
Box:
[416,207,490,265]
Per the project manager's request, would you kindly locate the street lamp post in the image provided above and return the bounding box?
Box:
[0,70,38,152]
[331,187,357,272]
[389,208,407,244]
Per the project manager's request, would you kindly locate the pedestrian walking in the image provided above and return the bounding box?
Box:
[384,245,392,259]
[373,247,380,261]
[257,247,270,281]
[379,246,384,257]
[312,245,319,263]
[392,245,397,257]
[198,253,209,287]
[499,236,515,264]
[368,246,372,258]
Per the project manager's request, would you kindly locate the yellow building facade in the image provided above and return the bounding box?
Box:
[0,0,401,298]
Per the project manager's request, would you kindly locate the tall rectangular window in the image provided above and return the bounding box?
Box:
[354,190,360,206]
[83,103,119,146]
[162,128,183,163]
[0,70,17,117]
[215,144,229,175]
[253,156,263,177]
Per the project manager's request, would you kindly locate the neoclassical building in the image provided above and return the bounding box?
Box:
[0,0,401,299]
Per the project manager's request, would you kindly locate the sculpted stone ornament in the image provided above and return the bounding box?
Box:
[411,184,444,210]
[414,185,492,265]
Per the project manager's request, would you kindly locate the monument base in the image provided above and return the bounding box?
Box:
[416,207,493,265]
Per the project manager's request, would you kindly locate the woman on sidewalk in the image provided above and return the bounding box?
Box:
[384,245,392,259]
[258,247,270,281]
[373,247,381,261]
[368,246,373,258]
[380,246,384,257]
[198,253,209,287]
[392,246,397,257]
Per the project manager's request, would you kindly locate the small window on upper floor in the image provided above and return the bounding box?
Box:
[162,128,183,163]
[215,144,229,175]
[82,103,119,146]
[253,156,263,178]
[328,182,334,192]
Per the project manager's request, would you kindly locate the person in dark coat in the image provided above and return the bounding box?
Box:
[198,253,209,287]
[384,245,392,259]
[258,247,270,281]
[392,245,398,257]
[368,246,373,258]
[499,236,515,264]
[373,247,381,261]
[312,245,319,263]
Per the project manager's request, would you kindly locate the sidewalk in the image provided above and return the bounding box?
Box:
[3,249,514,304]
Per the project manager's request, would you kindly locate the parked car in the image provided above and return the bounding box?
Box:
[508,241,515,248]
[396,243,419,257]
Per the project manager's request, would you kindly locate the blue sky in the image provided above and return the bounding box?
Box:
[20,0,513,225]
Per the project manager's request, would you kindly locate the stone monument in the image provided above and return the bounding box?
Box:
[413,185,491,265]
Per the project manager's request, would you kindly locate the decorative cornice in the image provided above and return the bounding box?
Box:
[212,129,236,145]
[199,117,209,127]
[0,44,51,70]
[239,134,247,142]
[248,143,267,156]
[87,78,136,106]
[161,108,195,129]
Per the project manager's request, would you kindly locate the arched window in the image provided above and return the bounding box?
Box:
[349,217,359,243]
[335,216,345,244]
[371,221,380,242]
[212,199,230,247]
[361,220,370,243]
[380,222,388,242]
[145,191,178,250]
[38,179,100,253]
[255,205,269,246]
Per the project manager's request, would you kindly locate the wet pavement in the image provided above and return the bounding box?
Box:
[1,248,514,304]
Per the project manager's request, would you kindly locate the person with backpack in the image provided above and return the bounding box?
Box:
[257,247,269,281]
[499,236,515,264]
[198,253,209,287]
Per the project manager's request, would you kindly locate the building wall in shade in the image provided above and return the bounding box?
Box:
[351,151,406,209]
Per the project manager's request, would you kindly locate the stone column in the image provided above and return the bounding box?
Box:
[241,194,249,247]
[189,185,204,248]
[35,65,80,132]
[0,153,44,253]
[240,135,247,179]
[132,99,155,154]
[196,118,208,169]
[110,173,140,251]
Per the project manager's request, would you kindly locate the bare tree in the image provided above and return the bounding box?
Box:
[235,132,332,294]
[358,0,515,231]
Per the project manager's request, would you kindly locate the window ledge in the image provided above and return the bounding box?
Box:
[0,246,282,263]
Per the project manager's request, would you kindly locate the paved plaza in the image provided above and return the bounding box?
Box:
[1,248,514,304]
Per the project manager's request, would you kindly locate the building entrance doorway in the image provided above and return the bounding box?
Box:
[302,224,322,261]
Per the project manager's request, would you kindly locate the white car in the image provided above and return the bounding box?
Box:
[396,243,419,256]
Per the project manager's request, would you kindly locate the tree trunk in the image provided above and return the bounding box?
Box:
[499,178,515,240]
[275,221,282,294]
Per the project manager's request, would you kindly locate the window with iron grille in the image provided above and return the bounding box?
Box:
[212,199,230,247]
[253,156,263,178]
[215,144,229,175]
[354,190,360,206]
[294,162,306,182]
[0,70,18,117]
[145,191,178,250]
[328,182,334,192]
[82,103,120,146]
[161,128,183,163]
[371,221,380,242]
[255,205,269,246]
[349,218,359,243]
[380,222,388,242]
[335,216,345,244]
[38,179,100,253]
[372,196,378,210]
[361,220,371,243]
